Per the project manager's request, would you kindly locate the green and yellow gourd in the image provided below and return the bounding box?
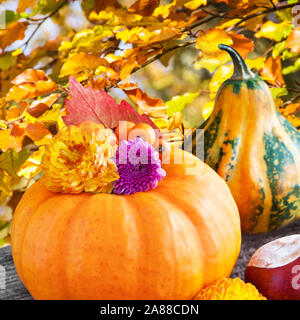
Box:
[203,44,300,233]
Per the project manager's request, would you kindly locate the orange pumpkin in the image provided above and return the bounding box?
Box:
[11,148,241,300]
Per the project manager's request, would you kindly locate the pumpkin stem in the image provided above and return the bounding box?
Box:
[218,44,254,80]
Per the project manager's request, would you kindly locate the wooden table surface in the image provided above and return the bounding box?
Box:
[1,219,300,300]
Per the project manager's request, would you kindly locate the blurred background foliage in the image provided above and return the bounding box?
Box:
[0,0,300,246]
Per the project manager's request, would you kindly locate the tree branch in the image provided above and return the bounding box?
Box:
[189,15,217,30]
[140,41,196,70]
[201,9,239,19]
[127,1,300,76]
[282,93,300,107]
[231,2,299,29]
[269,0,277,10]
[194,2,299,31]
[105,41,196,91]
[23,0,68,51]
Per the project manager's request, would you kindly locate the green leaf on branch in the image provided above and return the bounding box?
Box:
[282,57,300,75]
[5,10,20,25]
[166,92,200,117]
[255,21,293,42]
[270,87,288,99]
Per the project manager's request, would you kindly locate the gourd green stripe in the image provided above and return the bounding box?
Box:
[197,45,300,233]
[264,131,300,230]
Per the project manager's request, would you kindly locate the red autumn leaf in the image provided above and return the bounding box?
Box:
[63,76,157,129]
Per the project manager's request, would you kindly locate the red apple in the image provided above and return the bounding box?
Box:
[245,234,300,300]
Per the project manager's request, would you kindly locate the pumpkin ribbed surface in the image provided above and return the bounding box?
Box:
[11,148,241,300]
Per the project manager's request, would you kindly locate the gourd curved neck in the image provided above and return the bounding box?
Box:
[218,44,254,80]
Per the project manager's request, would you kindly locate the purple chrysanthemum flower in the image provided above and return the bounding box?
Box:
[113,137,166,195]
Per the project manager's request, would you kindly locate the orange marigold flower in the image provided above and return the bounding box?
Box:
[42,121,119,194]
[194,277,267,300]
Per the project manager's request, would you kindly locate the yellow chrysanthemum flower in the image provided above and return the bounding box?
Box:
[42,121,119,194]
[194,277,267,300]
